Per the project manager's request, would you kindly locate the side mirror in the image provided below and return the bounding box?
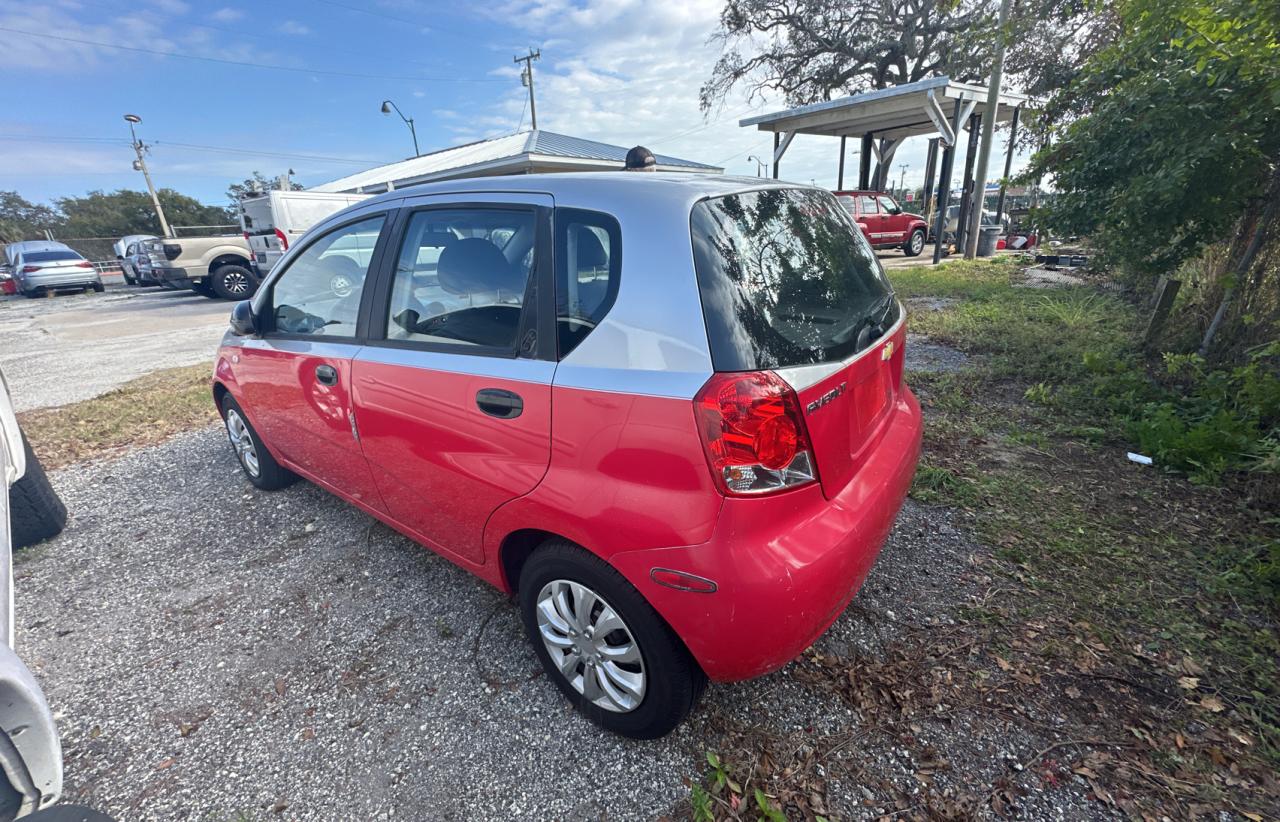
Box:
[229,300,257,336]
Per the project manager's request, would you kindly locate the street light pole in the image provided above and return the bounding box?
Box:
[964,0,1013,258]
[124,114,173,239]
[380,100,419,156]
[747,155,767,177]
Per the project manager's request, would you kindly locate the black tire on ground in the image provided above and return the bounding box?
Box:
[210,264,256,301]
[9,434,68,549]
[91,282,105,293]
[122,270,136,285]
[219,394,296,491]
[191,281,217,298]
[518,539,706,739]
[903,228,926,257]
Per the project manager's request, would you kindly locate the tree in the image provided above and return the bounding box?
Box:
[0,191,61,243]
[55,189,234,238]
[226,171,302,204]
[1028,0,1280,354]
[700,0,1116,113]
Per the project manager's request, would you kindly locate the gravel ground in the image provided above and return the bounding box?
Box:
[0,287,230,411]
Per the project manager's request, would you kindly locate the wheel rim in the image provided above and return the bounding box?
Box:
[225,410,260,477]
[330,274,353,297]
[222,270,249,295]
[535,579,646,713]
[911,232,924,253]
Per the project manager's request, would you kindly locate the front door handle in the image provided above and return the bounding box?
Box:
[476,388,523,419]
[315,364,338,386]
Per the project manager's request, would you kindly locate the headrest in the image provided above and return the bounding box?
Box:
[572,226,608,269]
[436,238,523,296]
[416,231,457,249]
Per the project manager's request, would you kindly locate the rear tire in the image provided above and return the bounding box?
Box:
[210,264,255,301]
[9,434,68,549]
[92,282,105,293]
[219,395,295,491]
[903,228,925,257]
[518,540,704,739]
[191,281,217,298]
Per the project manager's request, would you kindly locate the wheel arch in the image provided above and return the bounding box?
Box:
[498,528,560,595]
[208,253,252,276]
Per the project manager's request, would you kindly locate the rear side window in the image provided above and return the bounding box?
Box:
[555,208,620,357]
[24,251,81,262]
[690,187,896,370]
[385,208,537,353]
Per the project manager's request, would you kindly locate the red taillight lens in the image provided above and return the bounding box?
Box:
[76,261,94,269]
[694,371,818,496]
[21,265,40,273]
[274,228,288,250]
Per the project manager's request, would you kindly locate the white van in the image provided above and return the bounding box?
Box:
[239,190,371,274]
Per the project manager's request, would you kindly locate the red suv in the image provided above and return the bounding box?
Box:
[835,191,929,257]
[212,175,922,738]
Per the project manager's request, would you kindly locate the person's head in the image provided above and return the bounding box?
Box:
[624,145,657,171]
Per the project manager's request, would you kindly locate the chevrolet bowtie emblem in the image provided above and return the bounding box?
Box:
[881,340,895,360]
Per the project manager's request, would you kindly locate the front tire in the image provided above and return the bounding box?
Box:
[10,434,68,549]
[210,264,255,301]
[219,395,295,490]
[904,228,925,257]
[518,540,704,739]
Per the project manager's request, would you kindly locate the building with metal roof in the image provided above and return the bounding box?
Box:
[311,130,722,194]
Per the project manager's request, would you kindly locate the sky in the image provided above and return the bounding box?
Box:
[1,0,1030,209]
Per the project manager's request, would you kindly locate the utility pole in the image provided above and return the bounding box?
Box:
[898,163,909,197]
[514,48,541,130]
[964,0,1012,258]
[124,114,173,238]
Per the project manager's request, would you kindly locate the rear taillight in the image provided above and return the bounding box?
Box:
[76,261,94,269]
[21,265,40,273]
[163,243,182,260]
[243,231,252,245]
[694,371,818,496]
[274,228,288,250]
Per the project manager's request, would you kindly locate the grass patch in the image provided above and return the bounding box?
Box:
[17,363,217,470]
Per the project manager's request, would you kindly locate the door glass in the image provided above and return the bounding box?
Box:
[857,195,878,215]
[271,215,385,336]
[385,208,536,350]
[876,196,901,215]
[556,208,620,357]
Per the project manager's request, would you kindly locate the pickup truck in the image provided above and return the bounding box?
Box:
[834,191,929,256]
[144,235,256,300]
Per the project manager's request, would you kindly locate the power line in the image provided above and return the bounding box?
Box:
[0,134,378,166]
[0,25,504,83]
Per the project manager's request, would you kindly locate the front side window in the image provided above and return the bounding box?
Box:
[271,215,385,337]
[877,196,901,215]
[555,208,620,357]
[385,208,536,351]
[691,187,896,370]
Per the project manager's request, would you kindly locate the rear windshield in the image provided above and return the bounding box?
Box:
[691,187,897,370]
[24,251,81,262]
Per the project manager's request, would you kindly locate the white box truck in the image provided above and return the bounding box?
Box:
[239,190,371,274]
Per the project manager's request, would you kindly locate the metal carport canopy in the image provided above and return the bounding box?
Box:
[740,76,1029,151]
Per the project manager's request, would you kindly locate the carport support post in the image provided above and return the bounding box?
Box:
[995,106,1021,223]
[931,99,965,264]
[837,136,847,190]
[955,113,981,257]
[772,132,780,179]
[922,138,939,222]
[859,134,873,189]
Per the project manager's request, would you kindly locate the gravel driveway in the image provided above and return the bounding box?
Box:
[0,288,230,411]
[12,423,988,821]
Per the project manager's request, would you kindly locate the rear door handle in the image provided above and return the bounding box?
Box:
[315,364,338,386]
[476,388,523,419]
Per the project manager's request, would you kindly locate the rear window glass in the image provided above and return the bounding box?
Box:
[690,187,897,370]
[24,251,81,262]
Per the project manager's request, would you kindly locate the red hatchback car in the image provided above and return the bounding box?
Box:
[212,174,922,738]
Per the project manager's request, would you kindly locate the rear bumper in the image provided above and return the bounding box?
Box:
[17,271,100,290]
[610,387,923,681]
[152,266,194,287]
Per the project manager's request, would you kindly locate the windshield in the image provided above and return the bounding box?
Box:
[690,187,897,370]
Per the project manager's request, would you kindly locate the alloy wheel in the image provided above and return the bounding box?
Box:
[222,270,249,295]
[225,409,260,477]
[911,231,924,254]
[535,579,646,713]
[330,274,353,297]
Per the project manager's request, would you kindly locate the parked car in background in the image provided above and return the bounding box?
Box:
[121,241,158,286]
[144,234,254,300]
[239,190,370,276]
[0,260,14,296]
[3,242,103,298]
[0,365,65,816]
[213,174,921,739]
[113,234,156,285]
[834,191,929,256]
[932,205,1007,242]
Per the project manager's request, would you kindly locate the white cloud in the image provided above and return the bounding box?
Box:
[210,7,244,22]
[278,20,312,36]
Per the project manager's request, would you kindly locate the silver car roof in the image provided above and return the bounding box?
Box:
[6,241,74,254]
